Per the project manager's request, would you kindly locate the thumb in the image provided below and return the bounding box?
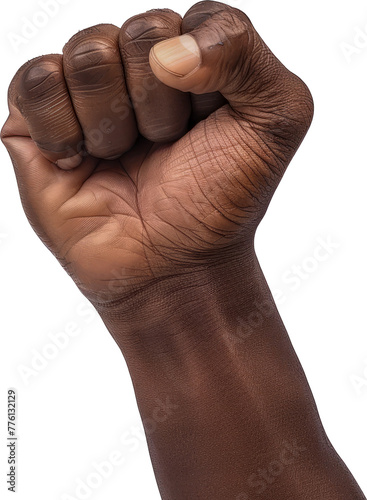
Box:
[149,1,313,159]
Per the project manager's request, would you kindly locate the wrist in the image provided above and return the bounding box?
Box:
[94,242,273,360]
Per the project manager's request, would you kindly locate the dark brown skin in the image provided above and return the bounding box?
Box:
[2,2,365,498]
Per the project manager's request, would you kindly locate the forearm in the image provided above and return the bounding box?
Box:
[96,250,365,500]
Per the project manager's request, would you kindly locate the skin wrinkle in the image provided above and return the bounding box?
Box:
[122,13,180,42]
[21,63,62,92]
[227,117,277,170]
[124,156,159,279]
[209,121,263,204]
[58,218,111,258]
[236,149,275,199]
[201,116,263,208]
[65,69,123,88]
[22,71,60,95]
[235,117,288,169]
[160,189,237,241]
[125,37,175,49]
[65,43,117,57]
[55,161,100,211]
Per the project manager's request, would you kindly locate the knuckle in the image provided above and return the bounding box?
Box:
[208,10,250,41]
[63,24,120,84]
[290,80,315,132]
[22,63,60,95]
[271,75,314,139]
[63,23,118,49]
[183,2,252,36]
[183,1,228,31]
[186,0,227,14]
[120,11,181,48]
[63,29,122,89]
[15,56,62,100]
[64,41,118,74]
[65,24,105,43]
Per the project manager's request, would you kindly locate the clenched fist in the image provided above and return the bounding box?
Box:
[1,1,313,306]
[4,3,367,500]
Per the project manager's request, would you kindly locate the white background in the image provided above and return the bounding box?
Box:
[0,0,366,498]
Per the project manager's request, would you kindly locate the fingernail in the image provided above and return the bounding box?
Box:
[55,153,83,170]
[151,35,201,77]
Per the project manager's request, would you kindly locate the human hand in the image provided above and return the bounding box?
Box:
[1,1,313,306]
[5,6,367,500]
